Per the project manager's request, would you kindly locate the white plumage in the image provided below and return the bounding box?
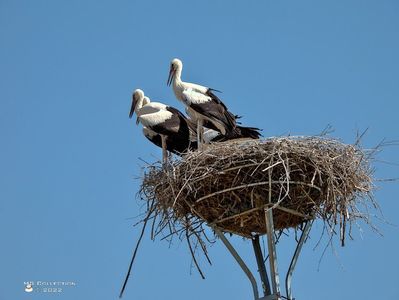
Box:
[167,58,237,148]
[138,103,174,128]
[182,89,213,104]
[129,89,197,162]
[167,58,261,144]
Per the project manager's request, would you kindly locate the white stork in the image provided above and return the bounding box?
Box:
[167,58,236,148]
[129,89,196,163]
[167,58,261,148]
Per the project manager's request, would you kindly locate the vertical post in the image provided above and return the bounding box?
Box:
[264,209,281,298]
[285,221,312,300]
[213,226,260,300]
[252,235,271,296]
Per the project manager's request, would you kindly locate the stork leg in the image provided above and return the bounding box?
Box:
[197,118,204,151]
[161,135,168,168]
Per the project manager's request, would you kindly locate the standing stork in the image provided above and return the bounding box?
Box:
[167,58,261,148]
[129,89,196,164]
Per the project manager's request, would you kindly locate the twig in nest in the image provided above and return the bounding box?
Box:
[137,136,383,277]
[185,218,206,279]
[119,200,155,298]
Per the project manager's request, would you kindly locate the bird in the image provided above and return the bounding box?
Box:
[129,89,197,163]
[167,58,261,148]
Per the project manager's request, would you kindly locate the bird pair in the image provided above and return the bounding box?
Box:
[130,58,261,164]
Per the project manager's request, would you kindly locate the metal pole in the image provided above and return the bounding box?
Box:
[264,209,281,298]
[285,221,312,300]
[252,235,271,296]
[213,226,260,300]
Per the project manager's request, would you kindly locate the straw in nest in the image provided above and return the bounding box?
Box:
[141,136,377,246]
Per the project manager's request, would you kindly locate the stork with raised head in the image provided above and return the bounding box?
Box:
[129,89,196,164]
[167,58,261,148]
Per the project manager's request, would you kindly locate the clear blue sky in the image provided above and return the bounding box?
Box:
[1,1,398,299]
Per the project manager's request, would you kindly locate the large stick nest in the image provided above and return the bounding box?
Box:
[141,136,376,245]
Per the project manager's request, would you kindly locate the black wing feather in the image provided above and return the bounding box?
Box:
[145,133,197,155]
[166,106,197,134]
[206,89,237,130]
[150,106,192,140]
[190,100,236,133]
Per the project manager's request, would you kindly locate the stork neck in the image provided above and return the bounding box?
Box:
[173,67,183,86]
[172,77,185,101]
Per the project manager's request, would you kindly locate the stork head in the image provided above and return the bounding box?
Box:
[142,96,150,106]
[129,89,145,123]
[167,58,183,86]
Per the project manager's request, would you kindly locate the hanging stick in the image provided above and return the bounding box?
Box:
[119,202,155,298]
